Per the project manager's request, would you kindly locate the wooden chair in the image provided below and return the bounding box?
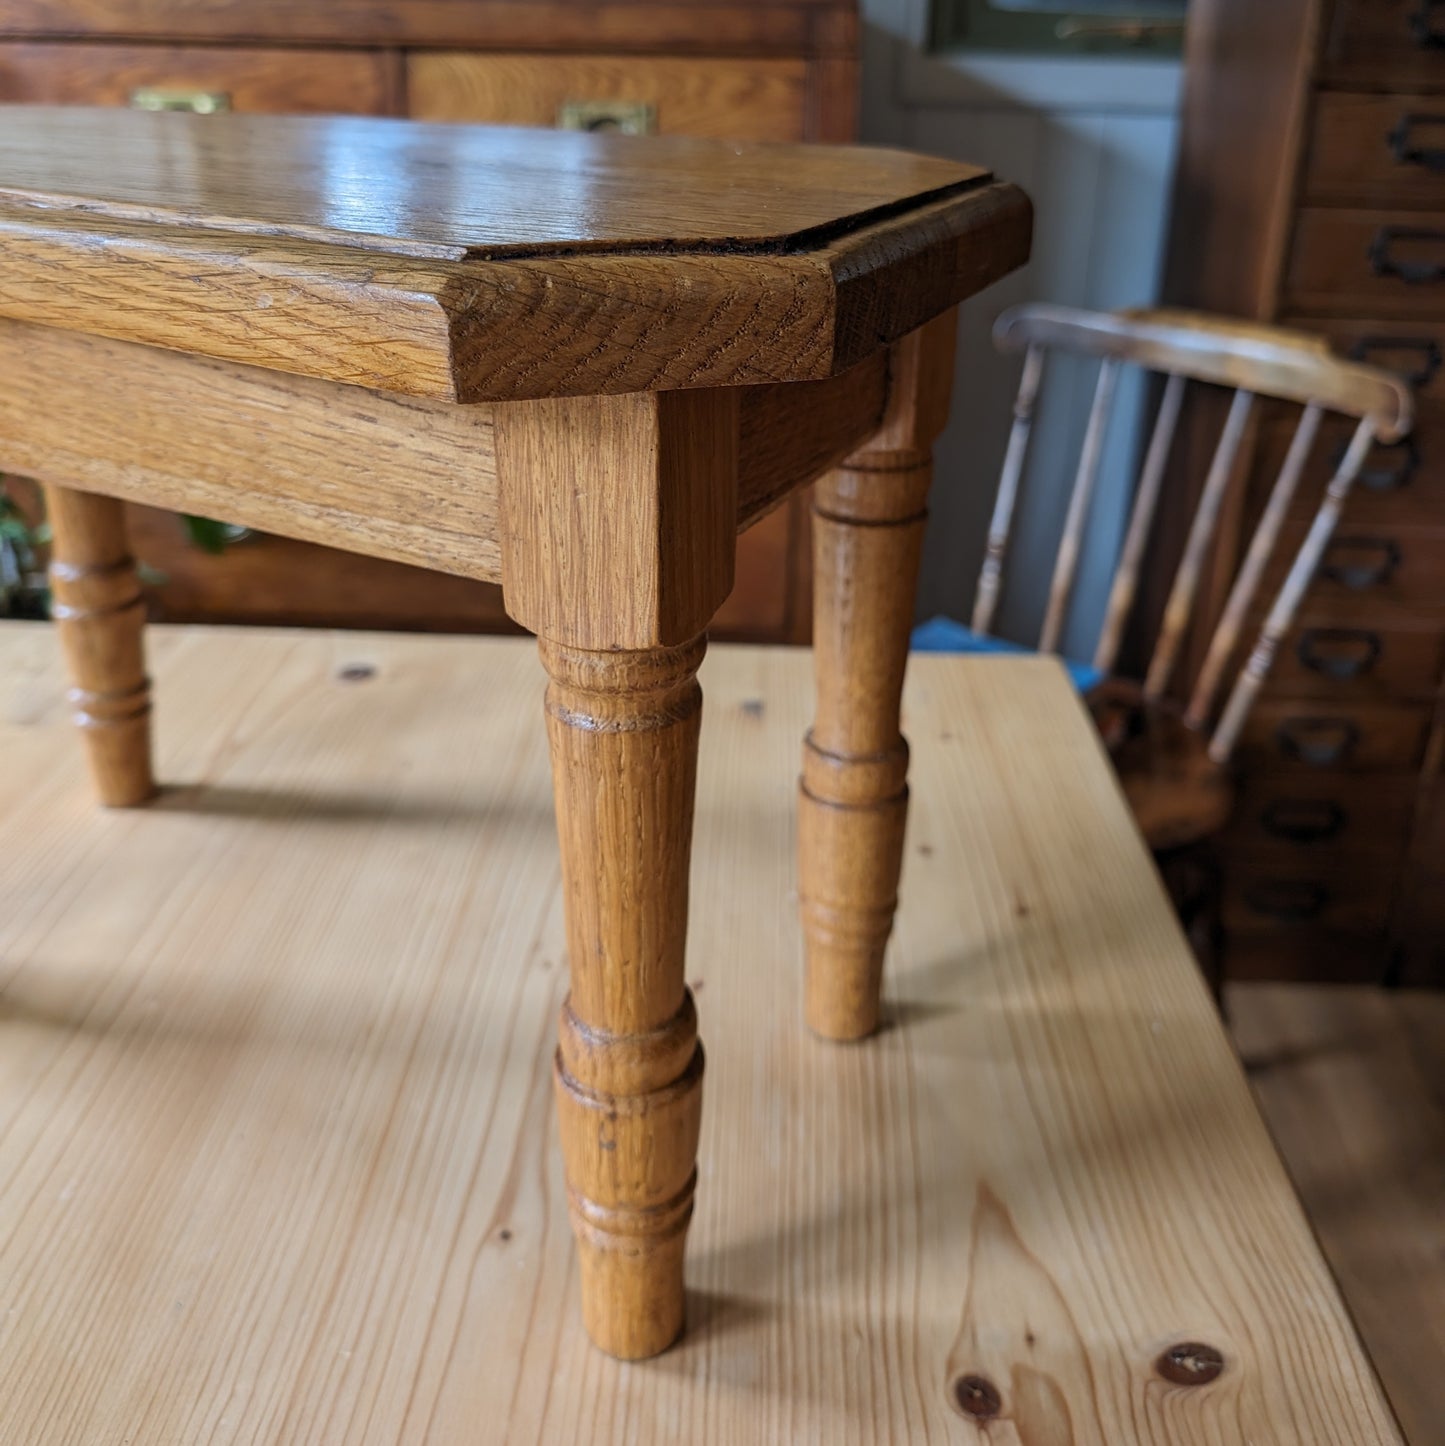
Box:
[975,305,1413,994]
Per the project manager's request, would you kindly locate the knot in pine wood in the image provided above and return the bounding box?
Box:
[1155,1341,1225,1386]
[949,1374,1002,1420]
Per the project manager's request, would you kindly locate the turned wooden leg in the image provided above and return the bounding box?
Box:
[542,634,705,1360]
[45,486,154,807]
[800,313,957,1040]
[495,387,738,1357]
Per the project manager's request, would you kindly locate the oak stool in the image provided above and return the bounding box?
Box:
[0,108,1031,1358]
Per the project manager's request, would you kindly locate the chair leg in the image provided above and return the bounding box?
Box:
[45,486,155,807]
[798,313,956,1041]
[541,634,705,1361]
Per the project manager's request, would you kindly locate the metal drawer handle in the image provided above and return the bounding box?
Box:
[1411,0,1445,47]
[1363,437,1420,492]
[1332,434,1420,492]
[1369,226,1445,285]
[556,100,655,135]
[1347,335,1441,389]
[1243,879,1330,922]
[130,87,231,114]
[1320,536,1402,589]
[1389,113,1445,171]
[1260,798,1347,843]
[1297,628,1382,680]
[1275,716,1361,766]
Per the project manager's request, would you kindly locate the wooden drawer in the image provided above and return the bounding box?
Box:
[408,52,809,140]
[1223,856,1399,937]
[1394,881,1445,986]
[1324,0,1445,90]
[1303,92,1445,208]
[0,43,396,113]
[1225,773,1418,861]
[1261,517,1445,620]
[130,499,799,640]
[1233,699,1431,774]
[1285,210,1445,317]
[1258,613,1444,703]
[1395,761,1445,985]
[1223,926,1394,983]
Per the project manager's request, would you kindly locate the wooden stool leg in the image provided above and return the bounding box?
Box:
[541,634,706,1360]
[498,387,736,1356]
[799,313,957,1040]
[45,486,155,807]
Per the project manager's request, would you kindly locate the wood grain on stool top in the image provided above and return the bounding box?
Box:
[0,107,1030,400]
[0,625,1401,1441]
[0,108,985,256]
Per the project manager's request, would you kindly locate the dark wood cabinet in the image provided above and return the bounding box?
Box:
[1162,0,1445,984]
[0,0,857,643]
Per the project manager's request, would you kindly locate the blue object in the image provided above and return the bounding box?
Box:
[910,615,1103,693]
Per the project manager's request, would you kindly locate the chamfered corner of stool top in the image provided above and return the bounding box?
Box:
[0,106,1033,402]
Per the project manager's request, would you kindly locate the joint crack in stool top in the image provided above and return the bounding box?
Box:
[0,105,1032,1359]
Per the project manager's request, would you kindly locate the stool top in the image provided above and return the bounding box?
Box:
[0,107,1030,401]
[0,107,982,260]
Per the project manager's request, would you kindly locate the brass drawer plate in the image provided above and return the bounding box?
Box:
[557,99,654,134]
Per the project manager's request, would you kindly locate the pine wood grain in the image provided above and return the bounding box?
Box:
[1231,984,1445,1446]
[0,108,1029,401]
[0,624,1402,1442]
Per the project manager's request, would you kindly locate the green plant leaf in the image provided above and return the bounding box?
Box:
[181,514,232,554]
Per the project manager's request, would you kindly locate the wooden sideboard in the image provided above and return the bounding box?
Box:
[1161,0,1445,985]
[0,0,858,642]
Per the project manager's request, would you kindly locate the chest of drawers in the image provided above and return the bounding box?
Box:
[1163,0,1445,985]
[0,0,857,643]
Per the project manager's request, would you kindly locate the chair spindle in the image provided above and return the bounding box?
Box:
[1186,403,1323,730]
[1142,387,1255,700]
[972,344,1043,636]
[1039,358,1119,654]
[1209,417,1378,763]
[1094,370,1186,673]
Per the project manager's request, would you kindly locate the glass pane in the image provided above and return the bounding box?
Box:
[932,0,1186,53]
[990,0,1184,13]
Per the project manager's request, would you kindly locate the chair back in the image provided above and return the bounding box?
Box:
[975,305,1414,763]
